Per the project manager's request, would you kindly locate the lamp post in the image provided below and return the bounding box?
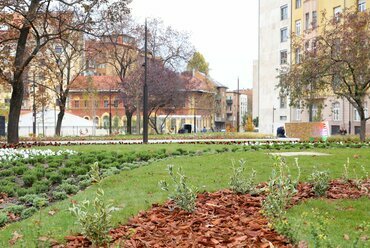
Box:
[32,73,37,137]
[143,19,149,144]
[272,107,276,135]
[237,77,240,132]
[109,88,112,135]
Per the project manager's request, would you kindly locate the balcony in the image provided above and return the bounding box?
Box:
[226,99,233,105]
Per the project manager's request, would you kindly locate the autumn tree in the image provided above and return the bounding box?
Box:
[147,61,185,134]
[98,15,142,134]
[187,51,210,75]
[279,7,370,141]
[35,30,86,136]
[0,0,130,144]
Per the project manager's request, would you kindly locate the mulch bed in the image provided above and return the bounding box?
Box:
[63,180,369,248]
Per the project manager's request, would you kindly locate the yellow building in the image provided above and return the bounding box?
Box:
[292,0,364,38]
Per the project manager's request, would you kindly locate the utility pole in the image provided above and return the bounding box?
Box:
[109,88,112,135]
[32,73,36,137]
[237,77,240,132]
[143,19,149,144]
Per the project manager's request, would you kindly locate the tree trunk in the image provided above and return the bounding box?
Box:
[7,81,24,144]
[360,119,366,142]
[56,103,66,136]
[126,111,133,135]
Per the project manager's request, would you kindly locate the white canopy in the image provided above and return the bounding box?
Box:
[19,110,95,137]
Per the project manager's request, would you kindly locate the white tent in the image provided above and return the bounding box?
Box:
[19,110,95,137]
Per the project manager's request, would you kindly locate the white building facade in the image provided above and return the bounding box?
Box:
[258,0,291,135]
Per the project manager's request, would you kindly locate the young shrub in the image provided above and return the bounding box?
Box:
[52,191,68,201]
[90,162,102,184]
[69,188,113,247]
[159,165,197,212]
[0,212,9,227]
[309,168,330,196]
[229,159,258,194]
[23,173,37,187]
[262,156,300,222]
[21,207,37,219]
[57,183,79,195]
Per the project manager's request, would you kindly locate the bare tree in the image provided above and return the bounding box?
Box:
[0,0,130,143]
[35,30,86,136]
[146,18,194,71]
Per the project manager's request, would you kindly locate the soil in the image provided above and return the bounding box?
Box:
[63,179,369,248]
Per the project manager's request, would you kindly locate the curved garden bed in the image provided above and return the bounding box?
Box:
[64,179,369,247]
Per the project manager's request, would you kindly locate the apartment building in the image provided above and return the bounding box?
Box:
[258,0,291,134]
[257,0,369,135]
[226,91,248,131]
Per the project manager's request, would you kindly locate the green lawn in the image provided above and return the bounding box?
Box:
[0,145,369,247]
[286,198,370,247]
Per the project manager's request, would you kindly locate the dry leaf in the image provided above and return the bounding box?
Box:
[343,234,350,240]
[9,231,23,246]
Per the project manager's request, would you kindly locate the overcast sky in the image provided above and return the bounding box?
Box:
[129,0,259,90]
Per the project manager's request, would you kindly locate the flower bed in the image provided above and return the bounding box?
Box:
[0,147,222,227]
[65,179,370,247]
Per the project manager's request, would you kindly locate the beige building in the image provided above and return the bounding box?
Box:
[226,91,248,131]
[257,0,369,136]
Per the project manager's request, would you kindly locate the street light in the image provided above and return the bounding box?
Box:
[143,19,149,144]
[272,107,276,135]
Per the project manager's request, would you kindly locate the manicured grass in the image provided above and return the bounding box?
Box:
[0,146,369,246]
[286,198,370,247]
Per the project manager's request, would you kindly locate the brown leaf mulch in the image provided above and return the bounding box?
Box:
[63,180,369,248]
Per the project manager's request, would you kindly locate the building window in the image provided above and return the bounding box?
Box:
[312,104,318,119]
[334,6,342,21]
[281,5,288,20]
[104,100,109,108]
[280,95,287,109]
[296,0,302,9]
[280,27,288,42]
[55,46,63,54]
[312,11,317,29]
[305,13,310,30]
[359,0,366,12]
[280,116,287,121]
[295,20,301,36]
[295,48,301,64]
[4,99,10,105]
[103,116,109,129]
[332,102,340,121]
[296,103,302,121]
[74,100,80,108]
[84,100,88,108]
[114,99,119,107]
[280,50,288,65]
[354,108,360,121]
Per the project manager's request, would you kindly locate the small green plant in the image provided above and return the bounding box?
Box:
[0,212,8,227]
[69,188,113,247]
[262,156,300,222]
[229,159,258,194]
[159,165,197,212]
[90,162,101,184]
[309,168,330,196]
[353,221,369,248]
[308,209,333,248]
[69,162,114,247]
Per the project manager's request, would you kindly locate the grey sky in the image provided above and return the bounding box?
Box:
[129,0,259,90]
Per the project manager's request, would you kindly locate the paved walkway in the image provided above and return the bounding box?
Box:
[270,152,330,157]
